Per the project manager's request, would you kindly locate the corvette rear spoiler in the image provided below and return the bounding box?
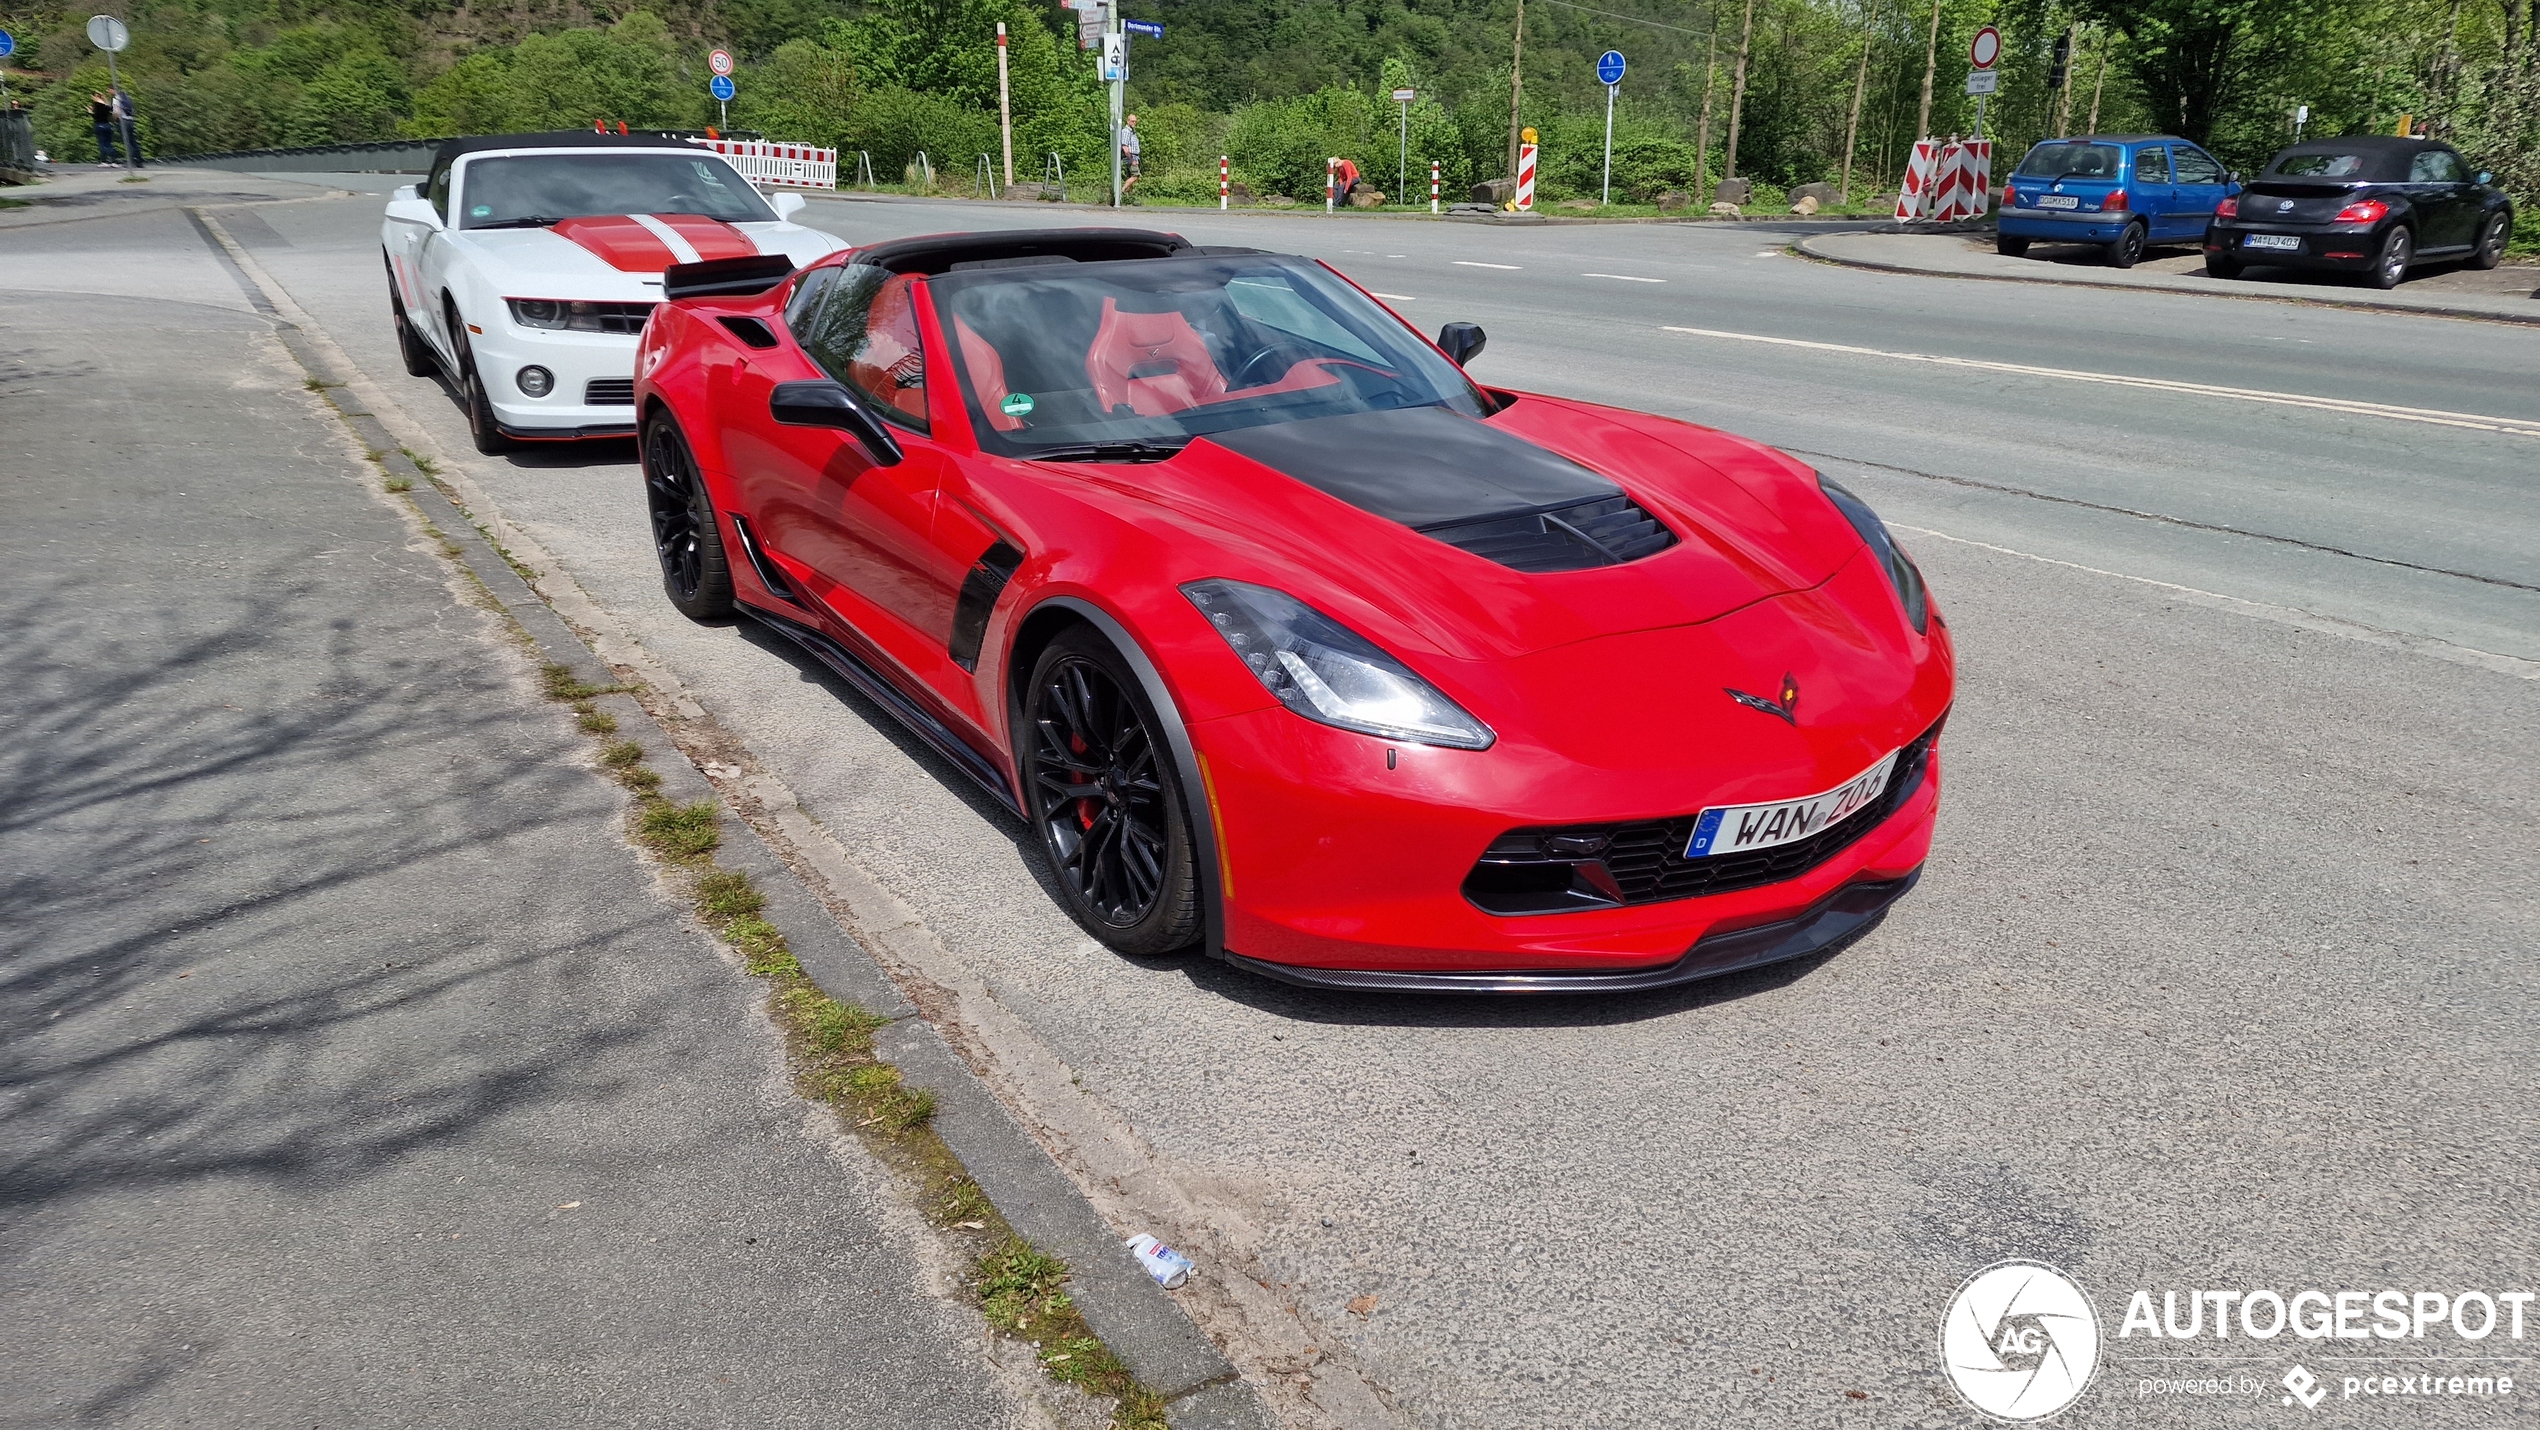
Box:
[662,253,796,301]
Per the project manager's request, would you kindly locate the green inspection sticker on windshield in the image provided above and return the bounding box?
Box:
[1000,392,1035,417]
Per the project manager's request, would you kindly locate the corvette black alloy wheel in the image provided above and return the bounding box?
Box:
[642,410,733,620]
[1024,631,1198,955]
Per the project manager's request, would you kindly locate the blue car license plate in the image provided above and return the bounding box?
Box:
[2038,195,2081,210]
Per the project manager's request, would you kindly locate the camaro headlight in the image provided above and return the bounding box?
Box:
[1182,579,1494,750]
[1816,474,1929,633]
[505,298,651,333]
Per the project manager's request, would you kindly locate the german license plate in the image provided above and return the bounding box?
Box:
[2246,233,2302,251]
[2037,195,2081,210]
[1686,751,1900,859]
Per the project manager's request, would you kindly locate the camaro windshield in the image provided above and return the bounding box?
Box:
[2015,143,2123,179]
[459,153,773,228]
[926,254,1488,457]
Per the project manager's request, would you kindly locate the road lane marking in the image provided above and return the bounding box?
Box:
[1661,325,2540,439]
[1890,524,2539,680]
[1454,260,1523,269]
[1582,272,1666,282]
[1370,292,1417,301]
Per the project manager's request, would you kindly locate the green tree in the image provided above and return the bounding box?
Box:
[284,51,410,144]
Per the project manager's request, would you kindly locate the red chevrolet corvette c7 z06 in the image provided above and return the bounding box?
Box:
[631,228,1955,993]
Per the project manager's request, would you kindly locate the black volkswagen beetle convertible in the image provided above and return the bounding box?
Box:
[2204,135,2515,288]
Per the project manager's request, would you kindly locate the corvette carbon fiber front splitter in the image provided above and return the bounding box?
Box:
[1219,869,1919,994]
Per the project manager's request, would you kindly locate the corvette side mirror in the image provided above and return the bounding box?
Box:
[770,192,806,221]
[1436,322,1487,367]
[770,380,904,467]
[384,196,442,230]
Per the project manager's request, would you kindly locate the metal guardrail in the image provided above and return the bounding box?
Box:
[150,131,770,176]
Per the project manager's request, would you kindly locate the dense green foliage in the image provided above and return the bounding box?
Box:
[1,0,2531,215]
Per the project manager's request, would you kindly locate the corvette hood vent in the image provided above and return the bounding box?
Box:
[1203,406,1677,573]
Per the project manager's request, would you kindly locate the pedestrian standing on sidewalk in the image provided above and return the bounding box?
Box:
[113,87,141,167]
[89,92,119,165]
[1118,114,1141,198]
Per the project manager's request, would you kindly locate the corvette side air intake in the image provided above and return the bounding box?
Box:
[662,253,797,301]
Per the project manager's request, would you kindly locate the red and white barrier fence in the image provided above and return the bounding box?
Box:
[694,137,838,190]
[1515,142,1537,211]
[1895,138,1992,223]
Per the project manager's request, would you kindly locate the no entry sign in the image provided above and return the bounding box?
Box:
[1969,26,2001,69]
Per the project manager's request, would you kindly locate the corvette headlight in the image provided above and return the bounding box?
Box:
[1816,474,1929,633]
[1182,579,1494,750]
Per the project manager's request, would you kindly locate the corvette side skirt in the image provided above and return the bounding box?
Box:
[1220,870,1919,995]
[742,604,1024,817]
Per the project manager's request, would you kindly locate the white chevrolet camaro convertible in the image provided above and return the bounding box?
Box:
[381,130,846,452]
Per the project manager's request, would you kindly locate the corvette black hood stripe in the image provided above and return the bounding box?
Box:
[1201,405,1619,529]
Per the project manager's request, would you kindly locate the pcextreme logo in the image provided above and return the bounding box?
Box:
[1941,1261,2103,1421]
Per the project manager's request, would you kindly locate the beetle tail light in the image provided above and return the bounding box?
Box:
[2215,196,2239,219]
[2101,188,2128,212]
[2333,198,2390,224]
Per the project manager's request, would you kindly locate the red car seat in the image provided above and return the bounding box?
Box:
[1085,299,1228,416]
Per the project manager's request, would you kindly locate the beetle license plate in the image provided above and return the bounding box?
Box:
[2037,195,2081,210]
[2246,233,2302,251]
[1686,751,1900,859]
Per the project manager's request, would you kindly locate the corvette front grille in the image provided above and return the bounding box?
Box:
[1462,716,1944,915]
[1421,494,1677,573]
[584,378,636,405]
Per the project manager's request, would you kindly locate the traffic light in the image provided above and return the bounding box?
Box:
[2048,33,2071,88]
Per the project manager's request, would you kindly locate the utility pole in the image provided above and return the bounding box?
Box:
[1840,0,1879,202]
[1914,0,1942,141]
[1107,7,1124,207]
[1723,0,1755,181]
[996,22,1014,186]
[1506,0,1525,182]
[1695,21,1717,199]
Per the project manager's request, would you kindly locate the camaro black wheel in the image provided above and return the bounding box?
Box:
[2367,226,2411,290]
[386,257,434,377]
[641,409,733,621]
[2469,212,2509,270]
[1994,234,2029,257]
[2104,221,2147,269]
[1022,630,1199,956]
[446,301,509,455]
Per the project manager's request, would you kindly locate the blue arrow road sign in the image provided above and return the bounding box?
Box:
[0,29,16,57]
[710,74,736,101]
[1124,18,1163,37]
[1597,49,1626,85]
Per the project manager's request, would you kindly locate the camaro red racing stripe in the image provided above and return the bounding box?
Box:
[549,214,764,273]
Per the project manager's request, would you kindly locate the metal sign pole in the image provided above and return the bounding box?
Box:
[1398,99,1408,202]
[1109,11,1123,208]
[1603,82,1615,204]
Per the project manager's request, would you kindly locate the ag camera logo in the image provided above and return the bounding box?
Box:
[1941,1261,2103,1421]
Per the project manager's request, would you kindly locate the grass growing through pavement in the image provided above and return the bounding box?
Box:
[531,664,1167,1430]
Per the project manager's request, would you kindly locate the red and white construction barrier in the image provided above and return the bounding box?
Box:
[1220,154,1230,210]
[1430,158,1441,214]
[1895,138,1992,222]
[1326,156,1337,214]
[694,137,838,190]
[1515,142,1537,211]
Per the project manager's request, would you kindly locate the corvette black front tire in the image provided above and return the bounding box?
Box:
[1022,629,1200,957]
[642,409,734,621]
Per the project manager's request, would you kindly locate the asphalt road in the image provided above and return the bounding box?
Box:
[60,172,2540,1428]
[0,196,1039,1427]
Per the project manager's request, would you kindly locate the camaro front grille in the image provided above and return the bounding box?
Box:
[1422,494,1678,573]
[584,378,636,405]
[1463,717,1944,915]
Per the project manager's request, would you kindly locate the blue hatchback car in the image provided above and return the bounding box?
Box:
[1997,135,2241,269]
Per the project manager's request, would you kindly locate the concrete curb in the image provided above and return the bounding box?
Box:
[183,207,1277,1430]
[1794,231,2540,327]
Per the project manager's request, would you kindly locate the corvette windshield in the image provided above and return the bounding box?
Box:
[927,254,1487,458]
[458,153,774,229]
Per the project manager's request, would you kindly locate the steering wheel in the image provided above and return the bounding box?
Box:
[1232,344,1315,390]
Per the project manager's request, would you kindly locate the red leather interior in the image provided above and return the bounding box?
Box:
[956,319,1023,431]
[1085,299,1229,416]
